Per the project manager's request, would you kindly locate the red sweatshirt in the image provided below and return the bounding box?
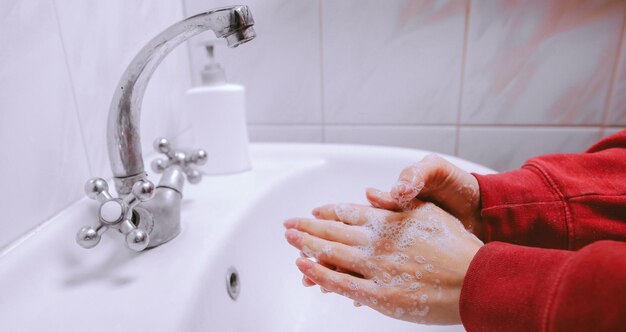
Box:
[461,130,626,332]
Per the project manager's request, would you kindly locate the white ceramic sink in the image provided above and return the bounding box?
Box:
[0,144,495,331]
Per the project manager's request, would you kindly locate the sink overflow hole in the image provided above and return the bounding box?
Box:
[226,267,240,301]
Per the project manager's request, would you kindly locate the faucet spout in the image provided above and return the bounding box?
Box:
[107,5,255,194]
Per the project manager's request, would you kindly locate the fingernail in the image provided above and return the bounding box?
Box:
[367,187,383,196]
[283,218,298,229]
[312,208,321,218]
[296,257,313,271]
[285,229,302,245]
[302,276,315,287]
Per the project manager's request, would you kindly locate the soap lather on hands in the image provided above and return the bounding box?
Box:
[283,155,484,325]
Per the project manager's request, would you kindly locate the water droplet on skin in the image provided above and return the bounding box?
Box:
[394,307,405,318]
[424,264,436,273]
[353,301,362,307]
[348,281,359,290]
[415,256,427,264]
[419,294,428,304]
[369,297,378,305]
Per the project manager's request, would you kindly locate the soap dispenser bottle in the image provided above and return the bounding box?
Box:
[184,41,251,174]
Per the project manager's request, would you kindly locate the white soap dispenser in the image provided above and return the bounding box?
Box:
[185,41,251,174]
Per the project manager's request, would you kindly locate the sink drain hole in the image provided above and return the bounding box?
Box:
[226,267,240,301]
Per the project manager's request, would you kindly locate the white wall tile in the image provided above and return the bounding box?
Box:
[0,0,90,248]
[607,19,626,125]
[55,0,190,179]
[184,0,322,124]
[248,125,323,143]
[322,0,466,125]
[325,126,456,155]
[461,0,626,125]
[458,127,602,172]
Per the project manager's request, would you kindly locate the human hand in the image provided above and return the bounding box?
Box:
[284,202,483,325]
[366,154,484,240]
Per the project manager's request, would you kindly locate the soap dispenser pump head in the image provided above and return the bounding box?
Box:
[200,41,227,86]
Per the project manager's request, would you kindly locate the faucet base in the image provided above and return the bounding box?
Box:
[138,186,183,249]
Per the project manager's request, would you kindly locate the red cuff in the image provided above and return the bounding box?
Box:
[460,241,626,332]
[473,167,569,249]
[460,242,573,332]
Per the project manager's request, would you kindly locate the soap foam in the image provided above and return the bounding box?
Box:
[322,244,333,257]
[408,282,423,291]
[415,256,427,264]
[409,305,430,318]
[401,272,415,282]
[335,204,360,224]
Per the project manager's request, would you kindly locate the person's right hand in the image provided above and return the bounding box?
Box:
[366,154,485,240]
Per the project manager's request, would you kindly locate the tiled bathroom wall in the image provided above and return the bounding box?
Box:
[184,0,626,171]
[0,1,190,249]
[2,0,626,250]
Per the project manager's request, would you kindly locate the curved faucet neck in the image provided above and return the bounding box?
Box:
[107,6,255,194]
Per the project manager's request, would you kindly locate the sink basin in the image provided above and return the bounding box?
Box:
[0,144,495,331]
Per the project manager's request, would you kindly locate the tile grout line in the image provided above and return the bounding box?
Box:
[454,0,472,157]
[600,7,626,138]
[51,0,94,176]
[246,123,620,129]
[319,0,327,143]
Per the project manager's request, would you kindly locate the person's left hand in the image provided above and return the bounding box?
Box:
[284,202,483,325]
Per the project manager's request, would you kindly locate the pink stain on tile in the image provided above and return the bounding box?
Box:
[323,0,466,125]
[462,0,626,125]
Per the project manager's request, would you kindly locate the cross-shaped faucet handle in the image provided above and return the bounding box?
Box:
[76,177,155,251]
[150,137,208,184]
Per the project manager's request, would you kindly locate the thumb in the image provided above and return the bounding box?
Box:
[390,154,451,206]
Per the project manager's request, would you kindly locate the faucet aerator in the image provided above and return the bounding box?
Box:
[225,27,256,48]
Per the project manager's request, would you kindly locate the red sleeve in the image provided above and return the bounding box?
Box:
[460,240,626,332]
[473,130,626,250]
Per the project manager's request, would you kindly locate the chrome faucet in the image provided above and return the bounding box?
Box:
[75,6,256,251]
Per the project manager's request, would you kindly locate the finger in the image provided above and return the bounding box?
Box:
[302,259,337,287]
[284,217,370,246]
[312,203,393,226]
[366,188,402,211]
[391,154,450,204]
[296,258,381,306]
[285,229,368,275]
[303,275,315,287]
